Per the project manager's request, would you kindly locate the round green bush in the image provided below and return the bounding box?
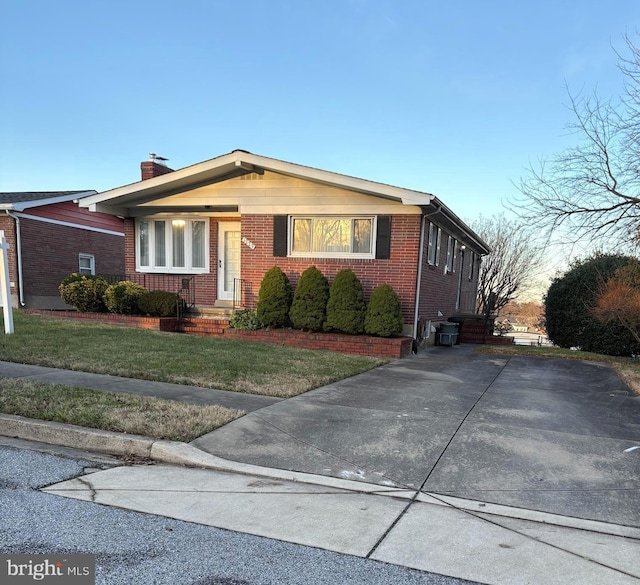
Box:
[137,290,185,317]
[58,273,109,313]
[228,309,263,330]
[256,266,292,328]
[324,269,366,334]
[104,281,147,315]
[290,266,330,331]
[364,284,404,337]
[545,253,640,356]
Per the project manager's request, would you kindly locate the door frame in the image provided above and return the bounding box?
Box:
[217,222,241,301]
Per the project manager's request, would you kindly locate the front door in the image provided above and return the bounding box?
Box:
[218,222,241,301]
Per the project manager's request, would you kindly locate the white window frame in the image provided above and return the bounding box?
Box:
[288,216,376,259]
[427,223,441,266]
[446,236,457,273]
[468,251,476,280]
[136,217,210,274]
[78,253,95,275]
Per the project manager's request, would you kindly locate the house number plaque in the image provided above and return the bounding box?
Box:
[242,237,256,250]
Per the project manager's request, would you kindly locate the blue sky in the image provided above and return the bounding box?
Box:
[1,0,638,224]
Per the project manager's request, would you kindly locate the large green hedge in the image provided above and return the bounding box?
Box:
[58,274,109,313]
[364,284,403,337]
[324,269,366,334]
[256,266,292,328]
[545,253,640,356]
[290,266,330,331]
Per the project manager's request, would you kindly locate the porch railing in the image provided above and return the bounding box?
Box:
[99,273,196,311]
[233,278,246,310]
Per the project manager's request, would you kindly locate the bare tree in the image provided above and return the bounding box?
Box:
[515,35,640,249]
[470,214,545,314]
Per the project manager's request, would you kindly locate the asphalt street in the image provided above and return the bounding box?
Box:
[0,441,479,585]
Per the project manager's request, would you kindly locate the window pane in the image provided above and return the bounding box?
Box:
[313,219,350,253]
[292,219,311,252]
[139,221,149,266]
[353,219,372,254]
[79,255,94,275]
[172,219,185,268]
[154,221,166,267]
[192,221,206,268]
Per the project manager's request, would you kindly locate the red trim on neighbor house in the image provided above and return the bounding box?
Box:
[25,201,125,233]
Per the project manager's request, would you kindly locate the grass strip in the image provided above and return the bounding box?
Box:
[0,377,244,442]
[0,312,387,397]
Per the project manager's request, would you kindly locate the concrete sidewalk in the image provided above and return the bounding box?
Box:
[2,353,640,584]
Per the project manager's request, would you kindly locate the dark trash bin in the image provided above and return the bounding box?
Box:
[437,322,459,346]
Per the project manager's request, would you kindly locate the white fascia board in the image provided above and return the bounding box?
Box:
[11,191,97,211]
[78,151,435,209]
[239,152,435,206]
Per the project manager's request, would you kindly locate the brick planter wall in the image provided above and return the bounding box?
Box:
[225,328,413,359]
[24,309,179,332]
[23,310,412,358]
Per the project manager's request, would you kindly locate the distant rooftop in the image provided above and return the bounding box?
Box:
[0,191,95,204]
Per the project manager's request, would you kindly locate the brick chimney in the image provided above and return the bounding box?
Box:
[141,153,174,180]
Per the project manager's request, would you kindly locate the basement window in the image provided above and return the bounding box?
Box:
[79,254,95,275]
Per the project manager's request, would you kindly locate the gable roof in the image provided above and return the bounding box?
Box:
[79,150,490,254]
[0,191,97,211]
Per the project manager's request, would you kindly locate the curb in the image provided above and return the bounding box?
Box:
[3,413,639,540]
[0,413,406,495]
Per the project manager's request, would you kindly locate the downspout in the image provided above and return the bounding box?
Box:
[413,215,426,346]
[5,211,25,306]
[455,246,466,311]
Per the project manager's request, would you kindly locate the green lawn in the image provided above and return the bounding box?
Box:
[0,311,387,397]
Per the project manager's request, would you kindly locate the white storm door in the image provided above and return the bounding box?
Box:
[218,222,241,301]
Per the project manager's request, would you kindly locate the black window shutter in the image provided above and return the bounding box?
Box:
[273,216,288,257]
[375,216,391,259]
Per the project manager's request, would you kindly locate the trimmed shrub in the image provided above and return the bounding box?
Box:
[256,266,292,328]
[364,284,404,337]
[104,281,147,315]
[324,269,366,334]
[58,273,109,313]
[137,290,185,317]
[290,266,330,331]
[545,253,640,356]
[228,310,263,330]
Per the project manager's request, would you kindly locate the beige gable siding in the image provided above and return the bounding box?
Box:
[138,171,421,215]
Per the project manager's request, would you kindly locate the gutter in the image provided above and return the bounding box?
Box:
[5,211,25,306]
[413,215,426,346]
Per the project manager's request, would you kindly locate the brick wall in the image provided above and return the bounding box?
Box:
[20,217,124,307]
[0,216,18,304]
[239,215,421,325]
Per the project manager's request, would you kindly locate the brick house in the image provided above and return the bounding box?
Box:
[79,151,489,342]
[0,192,125,309]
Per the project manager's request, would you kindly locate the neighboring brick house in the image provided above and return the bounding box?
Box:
[0,192,125,309]
[79,151,489,342]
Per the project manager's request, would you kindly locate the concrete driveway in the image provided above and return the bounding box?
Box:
[193,345,640,527]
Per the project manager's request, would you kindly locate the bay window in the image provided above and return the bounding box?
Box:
[137,217,209,273]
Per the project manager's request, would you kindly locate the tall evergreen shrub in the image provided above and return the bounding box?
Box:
[289,266,330,331]
[364,284,404,337]
[545,253,639,355]
[256,266,292,328]
[324,269,366,334]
